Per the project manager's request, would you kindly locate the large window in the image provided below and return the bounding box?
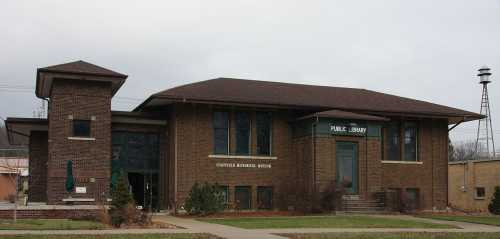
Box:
[404,122,418,161]
[235,112,251,155]
[73,120,91,137]
[256,112,272,155]
[386,122,400,161]
[213,111,229,154]
[384,120,418,161]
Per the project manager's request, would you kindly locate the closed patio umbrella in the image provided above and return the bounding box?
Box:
[65,160,74,193]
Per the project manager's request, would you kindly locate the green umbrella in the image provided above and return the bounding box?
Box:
[110,160,121,189]
[65,160,74,193]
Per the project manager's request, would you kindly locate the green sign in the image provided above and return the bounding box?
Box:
[330,124,367,136]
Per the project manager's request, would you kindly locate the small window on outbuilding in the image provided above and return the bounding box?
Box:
[73,120,91,137]
[475,187,486,199]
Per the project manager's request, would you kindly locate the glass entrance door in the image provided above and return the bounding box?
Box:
[336,142,358,194]
[112,131,161,211]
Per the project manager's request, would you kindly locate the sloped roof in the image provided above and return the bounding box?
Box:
[299,110,389,121]
[136,78,482,123]
[37,60,127,78]
[36,60,127,98]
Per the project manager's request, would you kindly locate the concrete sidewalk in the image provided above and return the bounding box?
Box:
[154,215,287,239]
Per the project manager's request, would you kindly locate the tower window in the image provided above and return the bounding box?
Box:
[73,120,91,137]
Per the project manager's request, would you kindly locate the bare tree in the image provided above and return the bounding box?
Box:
[0,124,9,148]
[450,140,479,162]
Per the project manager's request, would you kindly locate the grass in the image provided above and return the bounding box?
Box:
[199,215,456,229]
[0,234,220,239]
[0,219,106,230]
[419,215,500,227]
[280,232,500,239]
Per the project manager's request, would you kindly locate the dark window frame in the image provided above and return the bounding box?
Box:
[256,112,272,156]
[72,119,91,137]
[383,120,419,162]
[218,185,230,206]
[257,186,274,210]
[234,186,252,210]
[213,111,230,155]
[475,187,486,199]
[235,111,251,155]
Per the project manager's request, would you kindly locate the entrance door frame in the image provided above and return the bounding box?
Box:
[335,141,359,195]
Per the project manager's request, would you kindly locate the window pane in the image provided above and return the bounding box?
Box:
[386,122,400,161]
[404,122,417,161]
[218,185,229,206]
[256,112,272,155]
[213,112,229,154]
[235,112,251,155]
[476,187,485,198]
[235,186,251,210]
[257,186,273,210]
[73,120,91,137]
[405,188,420,210]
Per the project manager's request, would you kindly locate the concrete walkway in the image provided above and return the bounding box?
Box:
[154,215,287,239]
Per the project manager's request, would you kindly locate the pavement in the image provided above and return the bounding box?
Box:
[0,214,499,239]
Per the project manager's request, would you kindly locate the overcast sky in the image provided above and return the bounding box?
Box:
[1,0,499,145]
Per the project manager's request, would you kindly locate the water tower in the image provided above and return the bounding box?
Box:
[475,66,496,159]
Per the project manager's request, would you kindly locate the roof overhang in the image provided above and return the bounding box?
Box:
[111,111,167,126]
[298,109,390,122]
[135,95,484,124]
[5,118,48,145]
[36,70,127,98]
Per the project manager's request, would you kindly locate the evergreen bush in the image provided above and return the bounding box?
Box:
[488,186,500,215]
[110,173,134,227]
[184,182,225,215]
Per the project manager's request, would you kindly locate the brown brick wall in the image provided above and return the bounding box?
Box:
[171,103,294,210]
[28,131,48,202]
[0,209,98,219]
[169,104,450,211]
[381,119,449,210]
[47,79,112,204]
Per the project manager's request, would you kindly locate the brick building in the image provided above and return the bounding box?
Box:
[449,159,500,213]
[5,60,483,212]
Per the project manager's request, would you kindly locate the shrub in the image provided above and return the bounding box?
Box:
[184,182,225,215]
[488,186,500,215]
[320,181,342,212]
[109,173,134,227]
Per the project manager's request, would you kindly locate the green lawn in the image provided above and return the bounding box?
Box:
[419,215,500,227]
[0,234,219,239]
[199,216,456,229]
[281,232,500,239]
[0,219,106,230]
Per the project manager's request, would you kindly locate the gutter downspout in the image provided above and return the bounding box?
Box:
[312,116,319,196]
